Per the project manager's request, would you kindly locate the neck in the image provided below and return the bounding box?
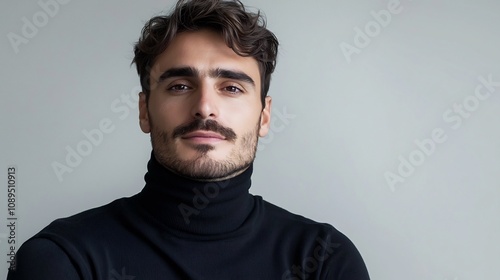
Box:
[155,154,251,182]
[136,151,255,236]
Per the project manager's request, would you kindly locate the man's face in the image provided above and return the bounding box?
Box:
[139,29,272,181]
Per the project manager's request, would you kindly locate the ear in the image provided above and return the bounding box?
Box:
[258,96,272,137]
[139,92,151,133]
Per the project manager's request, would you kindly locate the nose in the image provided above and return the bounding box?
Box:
[190,83,219,120]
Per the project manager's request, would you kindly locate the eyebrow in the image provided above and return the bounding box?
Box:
[210,68,255,88]
[158,67,199,83]
[157,66,255,88]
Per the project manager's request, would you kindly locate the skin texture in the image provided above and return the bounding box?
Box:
[138,29,272,181]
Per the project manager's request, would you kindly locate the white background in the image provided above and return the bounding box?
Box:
[1,0,499,279]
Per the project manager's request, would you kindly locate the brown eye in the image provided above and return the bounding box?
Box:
[168,84,191,91]
[224,85,242,94]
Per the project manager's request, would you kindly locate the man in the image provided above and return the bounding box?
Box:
[8,0,370,279]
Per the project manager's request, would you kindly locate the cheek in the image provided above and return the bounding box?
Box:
[148,102,181,131]
[229,109,261,134]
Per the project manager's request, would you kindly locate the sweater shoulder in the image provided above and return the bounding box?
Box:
[259,198,370,279]
[260,198,339,233]
[12,197,134,279]
[34,196,132,241]
[258,198,362,262]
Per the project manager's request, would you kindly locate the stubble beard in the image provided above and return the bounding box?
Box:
[149,117,261,181]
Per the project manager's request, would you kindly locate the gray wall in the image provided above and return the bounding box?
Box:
[1,0,499,279]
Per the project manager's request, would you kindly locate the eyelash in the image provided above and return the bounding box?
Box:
[223,85,243,94]
[168,84,191,92]
[166,83,244,94]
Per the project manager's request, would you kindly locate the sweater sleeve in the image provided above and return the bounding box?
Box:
[6,238,81,280]
[325,247,371,280]
[322,231,371,280]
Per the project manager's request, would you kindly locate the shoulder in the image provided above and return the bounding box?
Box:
[9,197,134,279]
[259,198,340,235]
[259,198,371,279]
[33,197,132,253]
[37,196,131,237]
[7,238,81,279]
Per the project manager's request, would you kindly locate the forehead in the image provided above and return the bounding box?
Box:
[151,29,260,83]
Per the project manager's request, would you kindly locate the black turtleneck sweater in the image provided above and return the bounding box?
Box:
[8,154,370,279]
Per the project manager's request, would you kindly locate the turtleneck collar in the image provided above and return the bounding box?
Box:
[136,151,255,236]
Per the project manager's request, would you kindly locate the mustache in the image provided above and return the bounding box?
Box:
[172,119,237,142]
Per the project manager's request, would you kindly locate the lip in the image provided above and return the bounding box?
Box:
[181,131,226,141]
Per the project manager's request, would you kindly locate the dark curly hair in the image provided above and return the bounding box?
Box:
[132,0,279,108]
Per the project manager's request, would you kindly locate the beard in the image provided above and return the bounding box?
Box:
[149,116,260,181]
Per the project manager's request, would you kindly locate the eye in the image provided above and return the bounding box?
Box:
[223,85,243,94]
[168,84,191,92]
